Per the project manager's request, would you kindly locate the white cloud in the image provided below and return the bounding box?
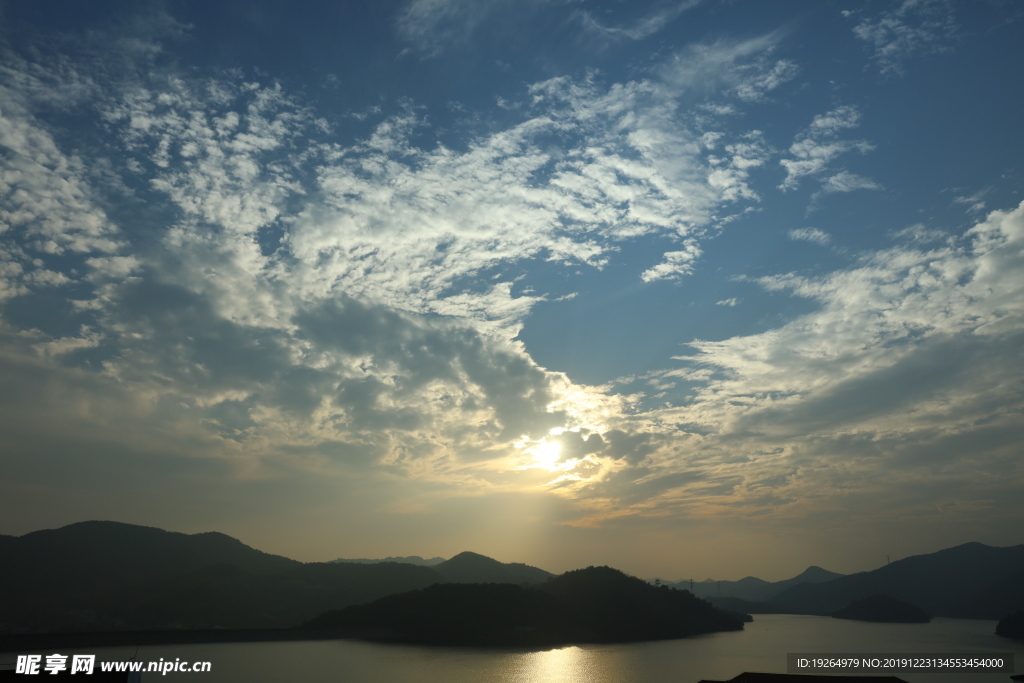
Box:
[819,170,882,194]
[778,106,875,192]
[788,227,831,246]
[640,241,703,283]
[656,32,797,102]
[0,34,783,495]
[396,0,552,56]
[890,222,948,245]
[568,202,1024,526]
[575,0,703,41]
[953,188,990,215]
[5,12,1018,541]
[850,0,957,75]
[669,201,1024,436]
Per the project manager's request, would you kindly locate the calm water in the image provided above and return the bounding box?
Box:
[4,616,1020,682]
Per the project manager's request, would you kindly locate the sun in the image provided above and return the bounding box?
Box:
[530,440,563,470]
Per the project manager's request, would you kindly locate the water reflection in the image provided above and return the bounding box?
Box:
[504,646,586,683]
[4,616,1018,683]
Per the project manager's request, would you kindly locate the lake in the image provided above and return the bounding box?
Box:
[4,615,1020,682]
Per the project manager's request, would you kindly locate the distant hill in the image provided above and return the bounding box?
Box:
[333,555,446,566]
[304,566,745,646]
[0,522,549,635]
[832,595,931,623]
[433,551,552,585]
[665,565,844,602]
[771,542,1024,619]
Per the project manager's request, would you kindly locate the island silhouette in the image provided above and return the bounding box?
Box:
[831,595,931,623]
[303,565,745,645]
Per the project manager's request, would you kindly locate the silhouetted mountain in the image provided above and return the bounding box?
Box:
[996,611,1024,640]
[114,560,446,630]
[332,555,446,566]
[433,551,551,584]
[772,542,1024,618]
[0,522,554,634]
[771,566,844,594]
[0,521,300,632]
[665,565,844,602]
[832,595,931,623]
[304,566,745,646]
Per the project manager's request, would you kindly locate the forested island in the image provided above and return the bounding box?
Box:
[831,595,931,623]
[304,565,747,646]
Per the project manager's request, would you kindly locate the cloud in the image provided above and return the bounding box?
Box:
[395,0,553,56]
[634,203,1024,512]
[890,222,948,245]
[0,23,788,502]
[778,106,876,192]
[575,1,703,41]
[818,171,881,194]
[849,0,958,75]
[640,241,702,282]
[3,8,1020,547]
[952,188,991,215]
[656,31,797,102]
[503,201,1024,533]
[788,227,831,246]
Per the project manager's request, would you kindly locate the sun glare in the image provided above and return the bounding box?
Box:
[530,440,563,470]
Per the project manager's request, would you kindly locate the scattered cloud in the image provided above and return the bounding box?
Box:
[575,0,703,41]
[778,106,875,192]
[588,202,1024,525]
[849,0,958,75]
[953,188,991,215]
[0,26,784,499]
[2,4,1021,551]
[395,0,551,56]
[818,171,881,194]
[657,31,798,102]
[890,222,948,245]
[788,227,831,246]
[640,241,703,282]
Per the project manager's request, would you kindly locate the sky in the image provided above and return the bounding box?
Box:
[1,0,1023,582]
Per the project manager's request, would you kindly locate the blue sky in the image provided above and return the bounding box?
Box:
[1,0,1022,579]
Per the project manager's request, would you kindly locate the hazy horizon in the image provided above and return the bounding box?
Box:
[1,0,1023,584]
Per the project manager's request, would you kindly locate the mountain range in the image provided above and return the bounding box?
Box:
[0,522,549,633]
[2,521,1021,639]
[662,565,845,602]
[769,542,1024,619]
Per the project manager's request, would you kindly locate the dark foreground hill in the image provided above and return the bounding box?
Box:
[0,522,550,634]
[304,565,746,646]
[771,542,1024,619]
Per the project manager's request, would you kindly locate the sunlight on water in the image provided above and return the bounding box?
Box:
[506,646,591,683]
